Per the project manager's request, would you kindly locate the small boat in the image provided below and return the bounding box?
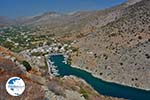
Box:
[52,68,58,73]
[53,72,60,76]
[62,60,67,64]
[51,62,54,64]
[52,65,57,68]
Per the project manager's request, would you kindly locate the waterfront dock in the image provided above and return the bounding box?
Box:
[45,53,68,76]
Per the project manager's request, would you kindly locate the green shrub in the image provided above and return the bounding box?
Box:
[80,87,89,99]
[3,41,14,49]
[22,60,32,71]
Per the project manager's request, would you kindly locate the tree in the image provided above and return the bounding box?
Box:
[3,41,14,49]
[22,60,32,71]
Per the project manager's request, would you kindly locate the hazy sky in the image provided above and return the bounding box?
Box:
[0,0,127,18]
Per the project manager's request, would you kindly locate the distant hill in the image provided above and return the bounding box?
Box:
[0,16,16,27]
[13,0,143,37]
[0,0,142,33]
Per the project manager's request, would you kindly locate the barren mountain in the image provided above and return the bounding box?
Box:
[71,0,150,90]
[13,0,142,38]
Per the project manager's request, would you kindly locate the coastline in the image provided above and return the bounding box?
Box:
[45,55,53,76]
[46,54,150,91]
[71,64,150,91]
[45,53,67,76]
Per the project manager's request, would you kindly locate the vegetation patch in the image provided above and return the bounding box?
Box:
[22,60,32,71]
[79,87,89,99]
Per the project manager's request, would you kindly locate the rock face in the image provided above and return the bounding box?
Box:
[71,0,150,90]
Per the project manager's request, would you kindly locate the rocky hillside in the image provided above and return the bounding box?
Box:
[71,0,150,90]
[0,46,122,100]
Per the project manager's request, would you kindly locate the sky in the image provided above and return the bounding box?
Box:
[0,0,127,18]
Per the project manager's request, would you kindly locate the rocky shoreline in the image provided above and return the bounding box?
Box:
[46,53,150,91]
[71,64,150,91]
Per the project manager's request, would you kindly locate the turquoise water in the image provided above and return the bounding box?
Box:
[49,55,150,100]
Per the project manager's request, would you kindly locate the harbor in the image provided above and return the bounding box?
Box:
[46,53,68,76]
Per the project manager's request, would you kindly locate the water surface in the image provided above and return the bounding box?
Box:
[49,55,150,100]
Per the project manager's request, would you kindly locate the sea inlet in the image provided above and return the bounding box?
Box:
[49,55,150,100]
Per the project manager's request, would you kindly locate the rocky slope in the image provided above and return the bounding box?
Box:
[71,0,150,90]
[0,46,122,100]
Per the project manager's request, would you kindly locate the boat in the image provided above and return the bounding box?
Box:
[52,65,57,68]
[52,68,58,73]
[53,72,60,76]
[62,60,67,64]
